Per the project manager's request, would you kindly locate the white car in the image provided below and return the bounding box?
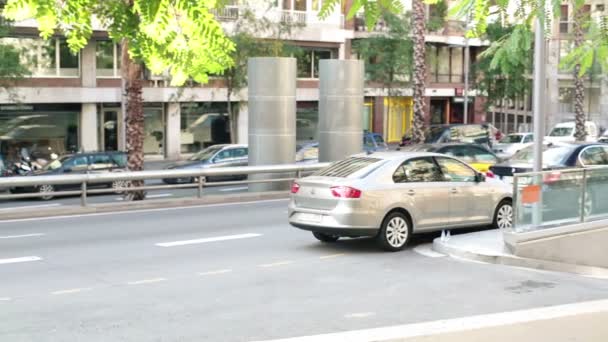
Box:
[492,133,534,159]
[545,121,598,144]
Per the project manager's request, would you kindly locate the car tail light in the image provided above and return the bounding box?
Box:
[486,171,496,178]
[290,182,300,194]
[330,186,362,199]
[543,171,561,184]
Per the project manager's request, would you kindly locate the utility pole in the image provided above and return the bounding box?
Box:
[532,11,546,226]
[463,37,470,124]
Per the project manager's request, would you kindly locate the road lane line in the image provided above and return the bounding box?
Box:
[156,233,262,247]
[0,203,60,211]
[319,253,345,260]
[0,297,11,301]
[0,233,45,239]
[147,193,173,198]
[127,278,167,285]
[258,261,293,268]
[198,269,232,276]
[345,312,376,319]
[0,256,43,265]
[0,198,289,224]
[51,288,92,295]
[219,186,248,192]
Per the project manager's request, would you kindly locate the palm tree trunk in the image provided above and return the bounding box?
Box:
[411,0,427,143]
[121,39,146,200]
[573,3,586,141]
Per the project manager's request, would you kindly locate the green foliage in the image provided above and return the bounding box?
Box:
[2,0,235,86]
[426,0,447,32]
[560,19,608,75]
[353,11,413,93]
[473,22,532,108]
[0,7,29,95]
[319,0,404,31]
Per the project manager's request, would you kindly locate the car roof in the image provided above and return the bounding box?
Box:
[212,144,248,149]
[352,151,443,161]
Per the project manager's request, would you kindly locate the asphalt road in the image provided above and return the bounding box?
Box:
[1,200,607,341]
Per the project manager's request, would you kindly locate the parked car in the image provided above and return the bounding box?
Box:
[364,132,389,153]
[492,133,534,159]
[489,142,608,220]
[289,152,513,251]
[9,151,128,200]
[545,121,598,144]
[400,143,501,173]
[400,124,497,148]
[163,144,248,184]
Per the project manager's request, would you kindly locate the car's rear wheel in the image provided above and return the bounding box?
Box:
[377,211,411,252]
[38,184,55,201]
[493,199,513,229]
[111,180,130,194]
[312,232,339,243]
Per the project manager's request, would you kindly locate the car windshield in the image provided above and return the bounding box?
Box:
[316,157,382,178]
[500,135,523,144]
[189,146,222,161]
[549,127,573,137]
[44,156,70,171]
[424,126,446,143]
[511,145,575,165]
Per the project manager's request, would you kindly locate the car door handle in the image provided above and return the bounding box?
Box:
[407,190,415,196]
[450,188,458,194]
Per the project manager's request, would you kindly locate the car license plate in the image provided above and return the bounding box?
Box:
[299,213,322,223]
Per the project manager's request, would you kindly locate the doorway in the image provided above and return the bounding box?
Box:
[101,109,118,151]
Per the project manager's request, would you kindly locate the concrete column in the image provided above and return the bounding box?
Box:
[546,38,561,131]
[81,41,96,87]
[80,104,98,152]
[600,76,608,130]
[318,59,364,162]
[248,57,297,192]
[237,102,248,144]
[165,102,181,160]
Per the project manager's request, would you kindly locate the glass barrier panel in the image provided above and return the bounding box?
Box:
[584,168,608,221]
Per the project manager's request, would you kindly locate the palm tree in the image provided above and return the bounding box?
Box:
[411,0,427,143]
[572,2,586,141]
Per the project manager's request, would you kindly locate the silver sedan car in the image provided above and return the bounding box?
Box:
[288,152,513,251]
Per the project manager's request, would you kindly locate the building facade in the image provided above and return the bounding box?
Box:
[0,0,487,162]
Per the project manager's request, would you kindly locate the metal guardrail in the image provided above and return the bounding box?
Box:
[0,163,330,206]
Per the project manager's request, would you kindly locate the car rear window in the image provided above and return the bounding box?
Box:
[316,157,382,178]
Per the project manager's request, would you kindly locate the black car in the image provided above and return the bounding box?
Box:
[399,143,500,173]
[10,151,128,200]
[490,142,608,220]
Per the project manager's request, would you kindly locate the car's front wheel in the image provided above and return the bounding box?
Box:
[377,211,411,252]
[493,199,513,229]
[38,184,55,201]
[312,232,339,243]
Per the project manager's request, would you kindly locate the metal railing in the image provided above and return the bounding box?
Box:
[0,163,330,206]
[512,166,608,232]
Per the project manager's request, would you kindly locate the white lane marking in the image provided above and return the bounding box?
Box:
[0,297,11,301]
[0,198,289,224]
[198,269,232,276]
[258,261,293,268]
[219,186,248,192]
[345,312,376,319]
[413,244,446,258]
[51,288,92,295]
[147,193,173,198]
[0,203,60,211]
[0,233,45,239]
[253,299,608,342]
[319,253,345,260]
[156,233,262,247]
[127,278,167,285]
[0,256,43,265]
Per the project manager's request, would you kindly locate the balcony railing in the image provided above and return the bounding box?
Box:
[212,6,343,28]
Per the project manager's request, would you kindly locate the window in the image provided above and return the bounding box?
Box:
[89,154,118,170]
[233,148,248,158]
[215,149,234,161]
[441,146,475,164]
[560,5,569,34]
[468,146,498,163]
[63,156,89,171]
[393,157,443,183]
[144,107,165,156]
[316,157,381,178]
[311,0,321,11]
[0,38,81,77]
[523,135,533,143]
[180,103,230,153]
[96,41,121,77]
[579,146,608,166]
[436,157,476,182]
[297,49,333,79]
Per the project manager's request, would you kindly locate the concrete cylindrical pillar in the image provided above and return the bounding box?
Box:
[319,59,364,162]
[248,57,297,192]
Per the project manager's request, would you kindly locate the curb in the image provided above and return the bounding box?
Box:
[0,192,290,221]
[432,237,608,279]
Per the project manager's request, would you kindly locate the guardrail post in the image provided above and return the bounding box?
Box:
[81,181,88,207]
[580,169,587,223]
[197,176,204,198]
[513,175,519,232]
[295,170,301,179]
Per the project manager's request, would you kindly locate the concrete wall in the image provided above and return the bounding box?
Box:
[81,42,96,88]
[80,104,98,152]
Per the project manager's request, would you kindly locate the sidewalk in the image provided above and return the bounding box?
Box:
[432,228,608,278]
